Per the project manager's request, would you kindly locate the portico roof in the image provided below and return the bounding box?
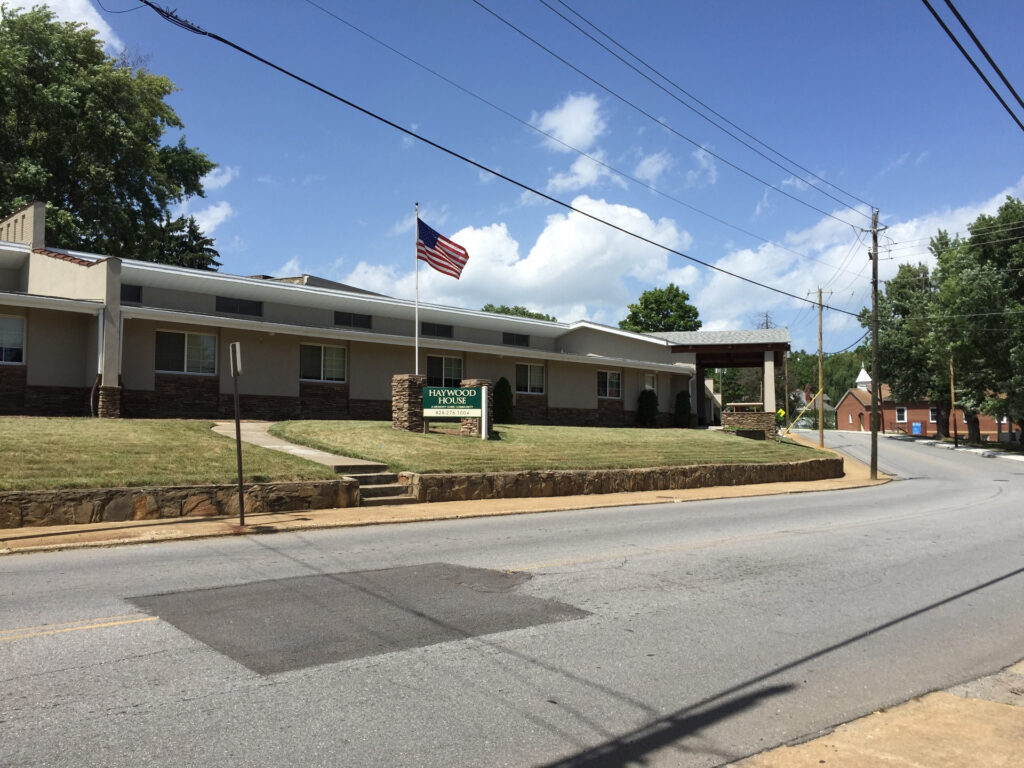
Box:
[652,329,791,367]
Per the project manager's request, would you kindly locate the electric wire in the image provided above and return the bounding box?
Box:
[536,0,873,218]
[470,0,865,229]
[137,1,859,317]
[942,0,1024,114]
[296,0,862,278]
[920,0,1024,133]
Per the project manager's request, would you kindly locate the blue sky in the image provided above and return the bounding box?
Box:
[43,0,1024,356]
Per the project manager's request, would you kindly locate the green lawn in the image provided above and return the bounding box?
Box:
[270,420,831,474]
[0,417,335,491]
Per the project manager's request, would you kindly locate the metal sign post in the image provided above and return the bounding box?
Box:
[229,342,245,526]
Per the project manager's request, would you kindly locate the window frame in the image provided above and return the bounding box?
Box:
[299,343,347,383]
[895,406,907,423]
[155,330,217,375]
[597,370,621,399]
[929,407,938,423]
[426,354,463,387]
[421,322,454,339]
[0,314,26,365]
[515,362,545,394]
[215,295,263,317]
[642,373,657,392]
[120,284,143,304]
[334,311,372,330]
[502,332,529,347]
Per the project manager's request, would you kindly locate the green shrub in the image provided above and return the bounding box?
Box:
[493,376,515,423]
[636,388,659,427]
[674,390,692,428]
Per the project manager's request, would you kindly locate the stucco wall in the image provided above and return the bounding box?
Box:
[350,340,412,400]
[26,252,109,301]
[218,328,302,397]
[25,309,94,387]
[548,360,597,409]
[557,327,676,363]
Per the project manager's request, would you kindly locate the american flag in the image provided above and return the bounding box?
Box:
[417,218,469,279]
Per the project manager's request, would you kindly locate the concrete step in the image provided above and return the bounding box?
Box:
[359,495,420,507]
[359,483,412,499]
[334,462,388,475]
[347,472,399,486]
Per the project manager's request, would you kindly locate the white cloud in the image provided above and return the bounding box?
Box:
[42,1,123,52]
[201,166,239,191]
[878,152,911,177]
[341,197,693,324]
[391,205,448,236]
[685,146,718,188]
[634,151,673,186]
[546,152,624,194]
[531,93,606,153]
[273,257,303,277]
[192,201,234,234]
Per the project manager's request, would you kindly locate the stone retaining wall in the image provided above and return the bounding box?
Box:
[399,457,843,503]
[722,411,777,440]
[0,479,359,528]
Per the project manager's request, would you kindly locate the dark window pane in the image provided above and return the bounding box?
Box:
[155,332,185,372]
[422,322,453,338]
[216,296,262,316]
[299,345,323,379]
[503,332,528,347]
[426,355,443,386]
[121,284,142,303]
[335,311,372,329]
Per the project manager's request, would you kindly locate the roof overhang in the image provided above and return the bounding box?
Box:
[0,290,104,315]
[670,341,790,368]
[121,306,696,375]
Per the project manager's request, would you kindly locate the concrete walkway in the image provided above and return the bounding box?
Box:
[210,420,384,471]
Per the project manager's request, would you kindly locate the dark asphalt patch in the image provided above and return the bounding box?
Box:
[130,562,588,675]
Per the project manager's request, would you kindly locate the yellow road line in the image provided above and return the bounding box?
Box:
[1,615,158,642]
[0,613,146,635]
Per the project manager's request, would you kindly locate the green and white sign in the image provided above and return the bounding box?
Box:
[423,387,482,417]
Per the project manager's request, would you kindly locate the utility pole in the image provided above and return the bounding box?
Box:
[808,288,833,448]
[867,208,886,480]
[784,350,790,429]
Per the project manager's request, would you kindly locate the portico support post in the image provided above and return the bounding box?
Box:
[763,350,776,418]
[695,363,706,427]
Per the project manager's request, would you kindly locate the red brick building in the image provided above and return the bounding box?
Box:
[835,368,1014,440]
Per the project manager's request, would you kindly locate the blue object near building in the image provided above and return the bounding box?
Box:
[912,422,922,435]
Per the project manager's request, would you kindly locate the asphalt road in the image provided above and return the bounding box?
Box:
[3,434,1023,767]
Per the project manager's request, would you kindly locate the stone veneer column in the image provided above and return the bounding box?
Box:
[459,378,493,437]
[392,374,426,432]
[97,385,122,418]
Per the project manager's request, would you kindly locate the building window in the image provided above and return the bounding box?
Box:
[334,311,372,329]
[0,315,25,364]
[848,413,853,424]
[300,344,346,382]
[515,363,544,394]
[216,296,263,317]
[155,331,216,375]
[421,322,453,338]
[597,370,621,399]
[427,355,462,387]
[643,373,657,391]
[503,332,529,347]
[929,407,938,423]
[121,284,142,303]
[895,407,907,423]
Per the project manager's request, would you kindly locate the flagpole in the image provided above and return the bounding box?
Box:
[414,202,419,376]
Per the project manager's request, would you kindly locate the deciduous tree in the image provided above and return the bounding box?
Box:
[0,6,218,267]
[618,283,701,333]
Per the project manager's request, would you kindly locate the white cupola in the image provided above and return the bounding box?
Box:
[855,366,871,391]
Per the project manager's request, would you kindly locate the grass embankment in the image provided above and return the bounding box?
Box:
[0,417,335,491]
[271,421,831,474]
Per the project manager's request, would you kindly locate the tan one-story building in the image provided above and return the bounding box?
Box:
[0,202,785,425]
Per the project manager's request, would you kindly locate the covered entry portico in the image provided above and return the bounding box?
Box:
[655,329,791,431]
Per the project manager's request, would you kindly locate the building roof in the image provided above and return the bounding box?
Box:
[649,328,791,345]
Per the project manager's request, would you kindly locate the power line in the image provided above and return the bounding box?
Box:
[536,0,873,217]
[942,0,1024,114]
[295,0,863,279]
[920,0,1024,134]
[138,1,860,317]
[469,0,865,229]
